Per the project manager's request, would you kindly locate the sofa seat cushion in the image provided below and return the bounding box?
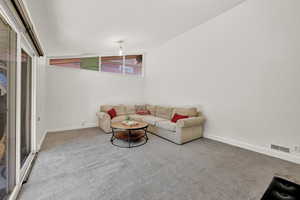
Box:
[129,114,144,122]
[142,115,167,126]
[111,115,127,123]
[156,120,176,132]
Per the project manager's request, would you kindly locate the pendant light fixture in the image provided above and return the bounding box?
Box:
[117,40,124,56]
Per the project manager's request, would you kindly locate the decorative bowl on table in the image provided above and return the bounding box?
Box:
[121,120,138,126]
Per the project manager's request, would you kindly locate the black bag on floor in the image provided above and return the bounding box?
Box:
[261,176,300,200]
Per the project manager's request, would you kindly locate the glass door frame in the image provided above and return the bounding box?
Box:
[0,3,38,200]
[18,36,37,183]
[0,13,17,198]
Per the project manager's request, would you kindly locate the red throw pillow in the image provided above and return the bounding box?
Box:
[136,110,151,115]
[171,113,189,123]
[107,108,117,119]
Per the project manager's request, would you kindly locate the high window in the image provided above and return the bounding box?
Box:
[49,57,99,71]
[124,55,143,75]
[49,58,80,69]
[49,54,143,76]
[100,56,123,74]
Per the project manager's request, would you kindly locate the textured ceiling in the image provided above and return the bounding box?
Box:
[24,0,245,57]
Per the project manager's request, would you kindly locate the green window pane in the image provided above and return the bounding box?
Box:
[80,57,99,71]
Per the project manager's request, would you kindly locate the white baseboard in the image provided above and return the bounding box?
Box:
[205,134,300,165]
[47,122,97,133]
[37,130,48,151]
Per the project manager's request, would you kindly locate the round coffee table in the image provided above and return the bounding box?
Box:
[111,121,149,148]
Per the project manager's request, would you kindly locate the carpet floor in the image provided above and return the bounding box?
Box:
[18,128,300,200]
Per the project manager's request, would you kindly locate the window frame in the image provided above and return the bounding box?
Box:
[48,57,81,69]
[123,55,143,76]
[100,55,124,75]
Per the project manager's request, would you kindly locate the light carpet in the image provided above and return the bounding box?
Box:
[18,128,300,200]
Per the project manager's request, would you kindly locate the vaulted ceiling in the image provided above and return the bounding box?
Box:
[24,0,245,57]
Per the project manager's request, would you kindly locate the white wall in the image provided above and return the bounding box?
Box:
[145,0,300,163]
[35,57,47,149]
[46,66,144,131]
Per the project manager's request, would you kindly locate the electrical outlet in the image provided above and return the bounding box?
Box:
[81,121,86,126]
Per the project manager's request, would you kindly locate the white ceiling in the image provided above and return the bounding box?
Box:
[24,0,244,57]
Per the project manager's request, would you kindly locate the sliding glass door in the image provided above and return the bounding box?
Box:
[20,49,32,168]
[0,7,37,200]
[0,16,17,199]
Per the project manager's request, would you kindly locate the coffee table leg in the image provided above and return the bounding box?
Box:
[144,127,148,141]
[111,128,115,143]
[128,130,131,148]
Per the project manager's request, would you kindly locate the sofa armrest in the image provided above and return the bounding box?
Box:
[176,116,205,128]
[96,112,112,133]
[96,111,110,120]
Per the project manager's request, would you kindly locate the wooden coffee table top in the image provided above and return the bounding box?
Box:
[111,121,148,130]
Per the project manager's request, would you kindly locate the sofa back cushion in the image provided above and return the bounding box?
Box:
[100,105,113,112]
[113,105,126,115]
[146,105,157,116]
[172,107,198,118]
[135,104,147,112]
[156,106,174,120]
[100,105,126,115]
[125,105,136,115]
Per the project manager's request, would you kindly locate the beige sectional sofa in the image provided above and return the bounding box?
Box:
[96,104,205,144]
